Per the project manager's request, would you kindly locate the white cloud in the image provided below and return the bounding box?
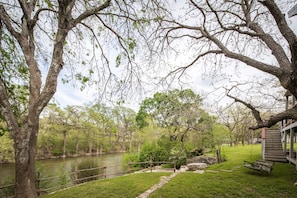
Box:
[52,82,93,107]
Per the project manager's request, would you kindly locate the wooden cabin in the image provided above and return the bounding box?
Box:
[281,91,297,166]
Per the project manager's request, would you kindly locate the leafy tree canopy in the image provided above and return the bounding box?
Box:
[136,89,211,143]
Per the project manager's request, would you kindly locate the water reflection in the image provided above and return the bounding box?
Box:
[0,153,125,184]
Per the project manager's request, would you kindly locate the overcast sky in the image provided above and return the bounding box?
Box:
[52,2,297,112]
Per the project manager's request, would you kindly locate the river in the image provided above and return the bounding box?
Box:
[0,153,126,185]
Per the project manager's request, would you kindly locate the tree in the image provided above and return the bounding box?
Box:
[211,123,230,148]
[136,89,207,147]
[86,104,117,153]
[113,105,137,152]
[64,106,86,156]
[137,89,216,168]
[218,104,259,146]
[0,1,164,197]
[151,0,297,129]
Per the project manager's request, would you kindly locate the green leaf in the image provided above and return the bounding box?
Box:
[116,54,121,67]
[45,0,54,9]
[127,37,137,52]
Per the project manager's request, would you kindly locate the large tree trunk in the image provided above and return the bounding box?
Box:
[14,123,39,198]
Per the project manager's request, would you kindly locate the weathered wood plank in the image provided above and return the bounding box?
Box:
[244,160,274,174]
[281,121,297,131]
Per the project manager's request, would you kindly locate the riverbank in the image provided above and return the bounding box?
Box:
[0,153,126,186]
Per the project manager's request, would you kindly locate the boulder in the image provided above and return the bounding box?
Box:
[186,156,217,165]
[187,162,208,171]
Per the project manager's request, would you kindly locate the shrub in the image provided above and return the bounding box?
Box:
[170,146,187,169]
[139,143,169,167]
[188,148,204,157]
[123,153,142,171]
[52,149,63,157]
[123,153,139,164]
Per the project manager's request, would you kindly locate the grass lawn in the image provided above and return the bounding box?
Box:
[44,172,172,198]
[151,144,297,198]
[44,144,297,198]
[150,164,297,198]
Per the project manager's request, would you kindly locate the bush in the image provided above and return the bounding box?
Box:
[139,143,169,167]
[52,149,63,157]
[157,136,174,155]
[170,146,187,169]
[188,148,204,157]
[123,153,142,171]
[123,153,139,164]
[71,159,103,184]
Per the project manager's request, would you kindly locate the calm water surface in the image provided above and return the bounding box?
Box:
[0,153,125,184]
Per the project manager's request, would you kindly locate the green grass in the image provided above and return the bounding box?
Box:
[43,172,171,198]
[150,145,297,198]
[149,163,297,198]
[44,144,297,198]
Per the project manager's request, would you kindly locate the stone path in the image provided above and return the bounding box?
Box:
[135,165,242,198]
[136,172,179,198]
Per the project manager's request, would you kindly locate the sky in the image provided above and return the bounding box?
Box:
[52,1,297,112]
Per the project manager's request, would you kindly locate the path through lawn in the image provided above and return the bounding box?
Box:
[136,172,179,198]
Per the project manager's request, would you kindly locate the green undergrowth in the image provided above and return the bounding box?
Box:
[44,144,297,198]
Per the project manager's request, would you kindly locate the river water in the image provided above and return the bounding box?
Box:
[0,153,125,185]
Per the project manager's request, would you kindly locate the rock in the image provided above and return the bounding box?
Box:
[194,170,205,174]
[178,165,188,172]
[187,162,208,171]
[186,156,217,165]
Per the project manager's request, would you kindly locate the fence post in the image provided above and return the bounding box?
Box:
[174,162,176,172]
[104,166,107,178]
[74,165,78,185]
[36,171,41,196]
[128,162,131,172]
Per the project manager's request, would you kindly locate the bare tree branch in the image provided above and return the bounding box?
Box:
[164,49,223,80]
[161,18,284,77]
[72,0,111,28]
[226,90,263,125]
[0,5,22,40]
[260,0,297,47]
[249,107,297,130]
